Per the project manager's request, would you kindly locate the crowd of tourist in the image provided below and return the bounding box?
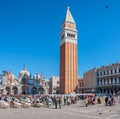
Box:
[84,95,120,107]
[0,94,78,109]
[0,94,119,109]
[104,95,118,106]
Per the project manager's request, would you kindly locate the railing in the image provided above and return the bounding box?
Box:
[97,72,120,78]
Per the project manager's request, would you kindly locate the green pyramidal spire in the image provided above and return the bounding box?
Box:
[65,7,75,23]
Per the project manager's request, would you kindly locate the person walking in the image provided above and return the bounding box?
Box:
[67,96,71,105]
[105,96,108,106]
[58,97,62,109]
[64,96,66,105]
[85,96,88,107]
[54,97,58,109]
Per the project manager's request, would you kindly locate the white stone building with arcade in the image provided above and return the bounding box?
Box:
[0,67,49,95]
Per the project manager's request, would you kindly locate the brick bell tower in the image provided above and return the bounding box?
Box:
[60,7,78,94]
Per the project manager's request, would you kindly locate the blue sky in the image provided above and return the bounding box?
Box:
[0,0,120,78]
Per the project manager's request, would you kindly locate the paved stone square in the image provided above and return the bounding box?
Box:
[0,101,120,119]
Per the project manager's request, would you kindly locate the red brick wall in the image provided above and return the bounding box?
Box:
[60,42,78,94]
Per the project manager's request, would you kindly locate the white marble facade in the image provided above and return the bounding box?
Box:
[0,67,49,95]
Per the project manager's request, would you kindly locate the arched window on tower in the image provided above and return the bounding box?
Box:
[67,33,75,38]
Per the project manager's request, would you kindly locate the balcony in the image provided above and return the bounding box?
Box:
[98,72,120,78]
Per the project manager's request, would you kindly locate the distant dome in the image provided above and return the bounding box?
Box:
[34,72,40,80]
[19,67,30,77]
